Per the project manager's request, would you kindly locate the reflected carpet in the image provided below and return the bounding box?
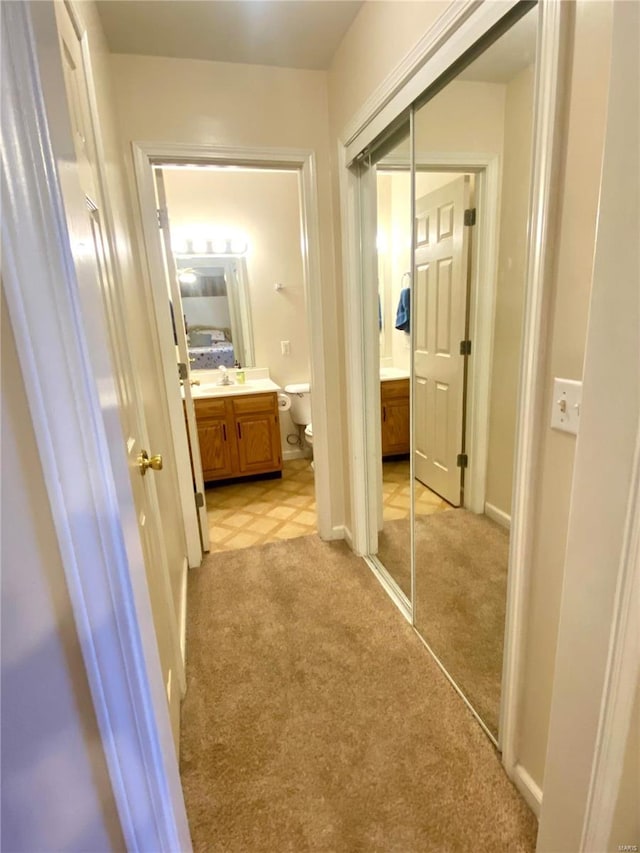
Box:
[376,510,509,737]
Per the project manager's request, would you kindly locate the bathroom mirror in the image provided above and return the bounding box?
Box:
[365,4,538,741]
[175,254,254,369]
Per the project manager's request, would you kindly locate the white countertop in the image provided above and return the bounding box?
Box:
[187,377,281,400]
[380,366,410,381]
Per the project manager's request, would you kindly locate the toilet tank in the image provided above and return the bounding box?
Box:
[284,382,311,425]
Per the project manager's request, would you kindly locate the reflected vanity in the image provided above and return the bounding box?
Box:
[366,5,538,741]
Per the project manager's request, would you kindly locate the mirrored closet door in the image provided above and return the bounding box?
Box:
[367,119,413,603]
[362,3,539,742]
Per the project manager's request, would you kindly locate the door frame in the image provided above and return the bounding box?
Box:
[131,142,333,542]
[1,2,190,848]
[339,0,569,812]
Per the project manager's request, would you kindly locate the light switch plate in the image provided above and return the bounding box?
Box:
[551,378,582,435]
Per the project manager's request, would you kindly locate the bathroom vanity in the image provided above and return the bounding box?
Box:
[190,384,282,482]
[380,377,410,457]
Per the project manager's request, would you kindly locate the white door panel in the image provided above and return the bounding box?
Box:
[154,170,210,552]
[414,176,470,506]
[55,3,184,748]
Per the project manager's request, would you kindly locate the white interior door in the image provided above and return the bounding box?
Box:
[55,3,185,746]
[413,175,471,506]
[154,170,211,552]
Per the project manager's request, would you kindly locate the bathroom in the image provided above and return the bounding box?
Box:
[159,164,317,551]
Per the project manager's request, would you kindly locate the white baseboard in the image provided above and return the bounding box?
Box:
[512,762,543,817]
[324,524,346,541]
[283,447,305,461]
[343,526,353,549]
[179,557,188,670]
[485,501,511,530]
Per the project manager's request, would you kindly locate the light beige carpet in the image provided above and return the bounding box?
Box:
[377,510,508,737]
[181,535,535,852]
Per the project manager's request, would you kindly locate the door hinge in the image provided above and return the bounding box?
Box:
[177,362,188,380]
[459,339,472,355]
[464,207,476,226]
[195,491,204,509]
[457,453,468,468]
[157,207,169,229]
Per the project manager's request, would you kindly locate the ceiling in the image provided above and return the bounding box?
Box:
[96,1,363,71]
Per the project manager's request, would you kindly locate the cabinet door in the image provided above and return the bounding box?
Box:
[381,379,410,456]
[235,413,281,474]
[199,418,234,480]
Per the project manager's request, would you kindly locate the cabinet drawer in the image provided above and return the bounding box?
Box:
[381,378,410,401]
[194,397,228,419]
[232,392,277,416]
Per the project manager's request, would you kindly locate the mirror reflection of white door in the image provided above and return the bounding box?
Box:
[154,170,211,552]
[413,175,471,506]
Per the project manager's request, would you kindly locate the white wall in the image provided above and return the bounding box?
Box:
[328,1,450,137]
[162,168,310,453]
[518,0,614,789]
[413,80,505,155]
[536,0,638,844]
[608,683,639,853]
[109,51,344,523]
[1,296,124,852]
[182,295,231,329]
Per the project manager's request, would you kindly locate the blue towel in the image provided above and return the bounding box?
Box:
[395,287,410,333]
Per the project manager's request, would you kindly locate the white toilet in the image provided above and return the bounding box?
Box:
[283,382,313,457]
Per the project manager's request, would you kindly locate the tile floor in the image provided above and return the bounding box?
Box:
[206,457,451,554]
[206,458,316,552]
[382,458,451,520]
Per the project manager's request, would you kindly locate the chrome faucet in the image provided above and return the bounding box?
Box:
[216,365,233,386]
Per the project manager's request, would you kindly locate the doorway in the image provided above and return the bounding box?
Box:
[138,158,322,553]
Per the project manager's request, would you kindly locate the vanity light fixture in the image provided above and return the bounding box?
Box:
[172,228,249,257]
[178,270,197,285]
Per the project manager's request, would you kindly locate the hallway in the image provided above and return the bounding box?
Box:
[181,535,536,851]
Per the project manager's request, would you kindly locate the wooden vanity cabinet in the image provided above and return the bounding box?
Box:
[232,394,282,476]
[193,397,235,480]
[194,392,282,482]
[381,378,410,457]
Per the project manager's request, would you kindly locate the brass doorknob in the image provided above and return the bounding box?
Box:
[138,449,163,476]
